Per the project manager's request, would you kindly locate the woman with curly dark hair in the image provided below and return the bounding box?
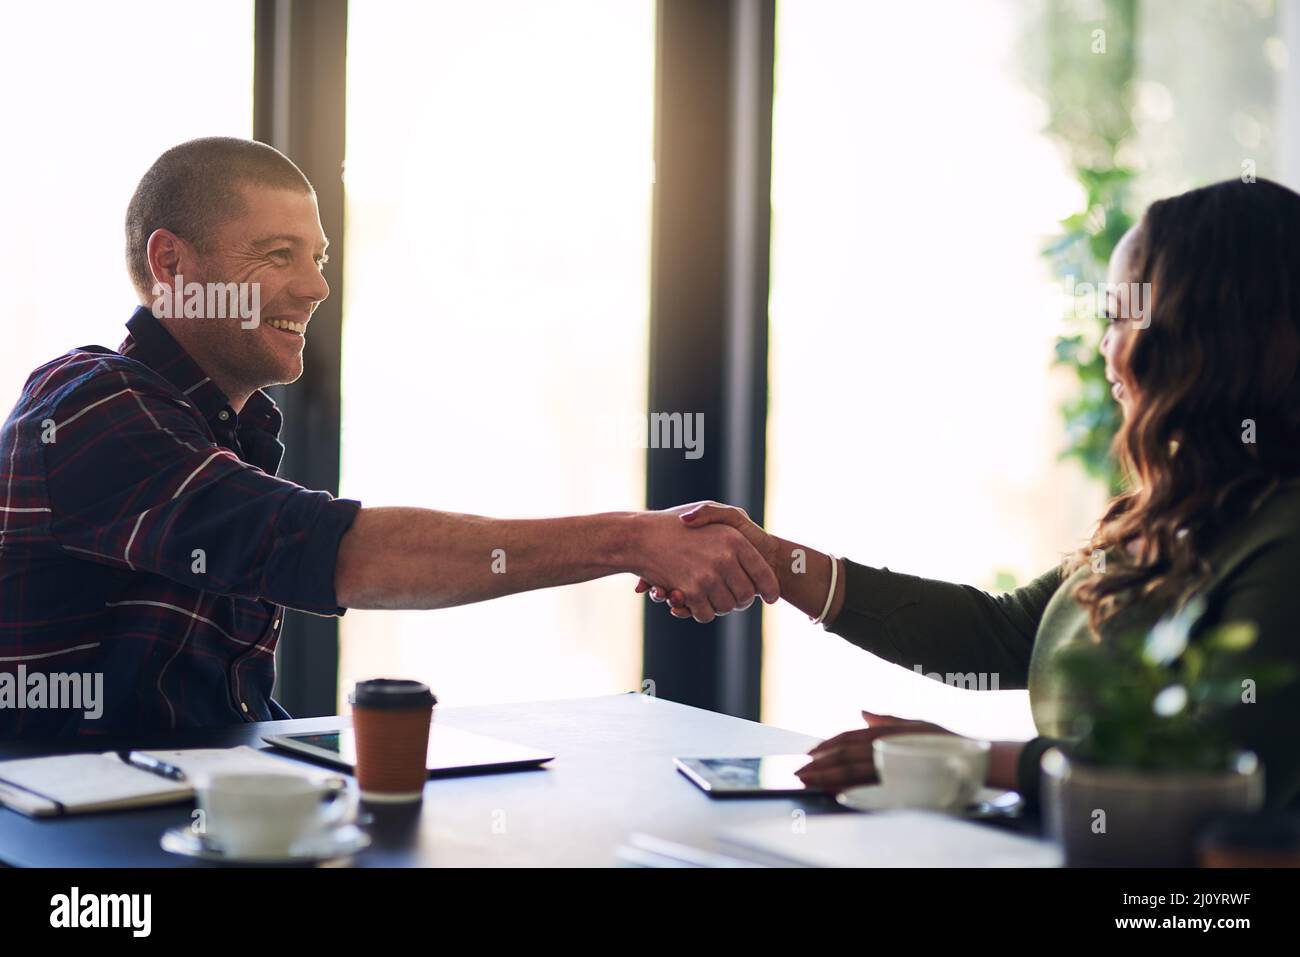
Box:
[646,177,1300,809]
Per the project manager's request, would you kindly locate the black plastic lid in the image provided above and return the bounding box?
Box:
[348,678,437,710]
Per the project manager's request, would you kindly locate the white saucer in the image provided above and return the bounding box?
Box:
[160,823,371,864]
[836,785,1020,817]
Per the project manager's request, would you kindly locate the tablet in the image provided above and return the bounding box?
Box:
[264,724,554,777]
[674,755,819,797]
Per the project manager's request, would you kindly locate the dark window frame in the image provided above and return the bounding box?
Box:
[256,0,349,717]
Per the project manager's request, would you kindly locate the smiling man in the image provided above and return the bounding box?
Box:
[0,137,778,738]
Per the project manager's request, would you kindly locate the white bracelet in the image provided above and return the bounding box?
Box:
[810,553,838,624]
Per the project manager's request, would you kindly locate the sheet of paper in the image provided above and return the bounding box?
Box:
[720,810,1062,867]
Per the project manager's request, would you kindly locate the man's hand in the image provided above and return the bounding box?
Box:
[634,502,780,619]
[794,711,954,792]
[628,506,779,623]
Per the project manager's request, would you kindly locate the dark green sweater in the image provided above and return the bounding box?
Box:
[826,478,1300,810]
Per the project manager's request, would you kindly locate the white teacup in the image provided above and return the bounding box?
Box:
[873,734,991,811]
[194,772,356,857]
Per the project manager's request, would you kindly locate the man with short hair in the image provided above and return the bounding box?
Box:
[0,137,778,738]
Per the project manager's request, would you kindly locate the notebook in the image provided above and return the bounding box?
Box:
[720,810,1063,867]
[0,746,337,818]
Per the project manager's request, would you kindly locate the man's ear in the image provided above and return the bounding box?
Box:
[145,228,191,292]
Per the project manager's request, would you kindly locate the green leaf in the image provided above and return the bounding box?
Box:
[1201,621,1258,652]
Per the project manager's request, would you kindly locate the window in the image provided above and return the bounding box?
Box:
[338,1,655,709]
[761,0,1290,741]
[0,1,254,406]
[763,0,1093,741]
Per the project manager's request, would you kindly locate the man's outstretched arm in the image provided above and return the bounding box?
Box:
[43,370,775,623]
[335,506,779,621]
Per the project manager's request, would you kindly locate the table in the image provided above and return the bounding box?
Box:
[0,692,1035,867]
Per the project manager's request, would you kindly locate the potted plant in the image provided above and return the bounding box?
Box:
[1040,596,1294,866]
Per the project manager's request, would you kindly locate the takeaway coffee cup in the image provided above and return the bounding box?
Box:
[349,678,437,803]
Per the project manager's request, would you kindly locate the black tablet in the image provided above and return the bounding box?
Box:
[674,755,819,796]
[264,725,554,777]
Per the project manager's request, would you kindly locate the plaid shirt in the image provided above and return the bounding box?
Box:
[0,306,361,738]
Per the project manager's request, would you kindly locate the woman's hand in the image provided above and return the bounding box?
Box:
[796,712,1028,792]
[795,711,955,791]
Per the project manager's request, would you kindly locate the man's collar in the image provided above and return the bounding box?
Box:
[120,305,282,435]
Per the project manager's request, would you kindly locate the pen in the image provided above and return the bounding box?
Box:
[119,751,187,782]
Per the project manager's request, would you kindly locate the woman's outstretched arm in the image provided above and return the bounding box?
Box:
[824,560,1061,689]
[650,502,1061,688]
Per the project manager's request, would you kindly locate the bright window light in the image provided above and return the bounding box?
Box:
[338,0,655,710]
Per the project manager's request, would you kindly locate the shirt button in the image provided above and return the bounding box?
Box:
[218,410,231,422]
[240,701,249,714]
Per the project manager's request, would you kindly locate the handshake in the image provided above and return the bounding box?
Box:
[628,501,782,623]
